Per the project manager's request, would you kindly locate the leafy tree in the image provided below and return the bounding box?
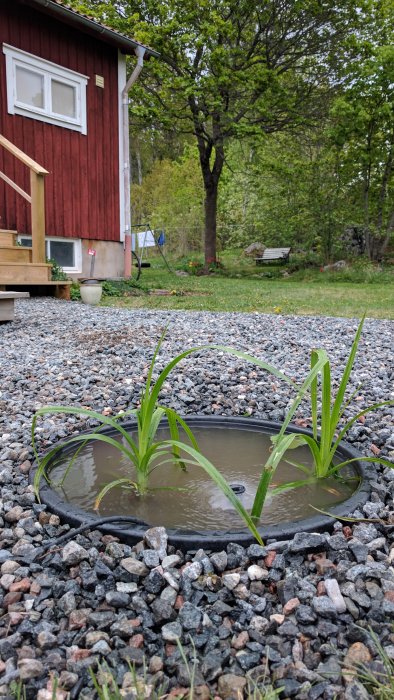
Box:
[70,0,364,268]
[329,1,394,261]
[217,129,347,261]
[131,146,204,254]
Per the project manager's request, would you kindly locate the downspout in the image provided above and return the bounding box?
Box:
[122,46,146,277]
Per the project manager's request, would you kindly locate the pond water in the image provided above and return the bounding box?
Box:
[49,425,357,530]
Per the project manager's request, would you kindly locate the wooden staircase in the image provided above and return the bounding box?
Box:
[0,229,52,283]
[0,135,70,297]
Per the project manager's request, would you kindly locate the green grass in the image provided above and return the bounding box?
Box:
[100,253,394,319]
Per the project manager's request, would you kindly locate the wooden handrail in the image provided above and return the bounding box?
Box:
[0,135,49,175]
[0,171,31,202]
[0,134,48,264]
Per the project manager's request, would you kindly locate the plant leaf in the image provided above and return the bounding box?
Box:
[94,478,137,509]
[330,315,365,436]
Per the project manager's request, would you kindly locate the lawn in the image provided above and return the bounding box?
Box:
[100,254,394,319]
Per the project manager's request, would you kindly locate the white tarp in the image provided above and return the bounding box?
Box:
[136,230,156,248]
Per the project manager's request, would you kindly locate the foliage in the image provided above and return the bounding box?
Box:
[102,278,147,297]
[326,0,394,261]
[90,652,283,699]
[315,259,394,284]
[47,258,68,281]
[9,680,26,700]
[131,146,204,255]
[217,130,348,261]
[249,347,330,519]
[176,255,222,275]
[70,281,81,300]
[270,316,394,487]
[70,0,365,266]
[69,279,146,302]
[33,332,297,544]
[352,627,394,700]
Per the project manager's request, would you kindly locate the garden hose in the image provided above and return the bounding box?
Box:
[33,515,150,559]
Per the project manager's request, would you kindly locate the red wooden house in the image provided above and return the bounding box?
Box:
[0,0,157,290]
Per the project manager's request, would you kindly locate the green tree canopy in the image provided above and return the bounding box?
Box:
[71,0,366,266]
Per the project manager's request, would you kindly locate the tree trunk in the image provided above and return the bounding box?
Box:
[204,181,218,267]
[189,95,224,269]
[136,148,143,186]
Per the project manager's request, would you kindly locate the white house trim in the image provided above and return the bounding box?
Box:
[3,43,88,134]
[118,51,127,243]
[18,234,82,273]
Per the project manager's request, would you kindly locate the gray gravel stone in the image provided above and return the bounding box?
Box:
[289,533,328,553]
[161,621,182,641]
[312,596,338,619]
[58,592,77,615]
[210,551,228,572]
[178,601,202,630]
[18,658,45,679]
[62,541,89,566]
[324,579,347,613]
[144,527,168,559]
[120,558,148,576]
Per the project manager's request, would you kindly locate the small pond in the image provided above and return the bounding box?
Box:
[48,422,357,530]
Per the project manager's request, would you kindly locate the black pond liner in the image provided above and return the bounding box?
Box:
[30,416,372,552]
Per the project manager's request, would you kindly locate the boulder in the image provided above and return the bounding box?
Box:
[244,242,266,257]
[322,260,347,271]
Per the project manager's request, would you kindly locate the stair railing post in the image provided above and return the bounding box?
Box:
[30,171,46,264]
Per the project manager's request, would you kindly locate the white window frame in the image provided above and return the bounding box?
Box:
[18,235,82,274]
[3,44,88,134]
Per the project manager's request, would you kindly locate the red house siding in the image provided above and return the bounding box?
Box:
[0,4,121,241]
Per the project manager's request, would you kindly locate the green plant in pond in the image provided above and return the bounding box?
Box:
[32,332,297,545]
[248,346,330,519]
[264,316,394,507]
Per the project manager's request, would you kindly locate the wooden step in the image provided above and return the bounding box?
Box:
[0,230,18,246]
[0,262,52,283]
[0,246,32,263]
[0,282,72,300]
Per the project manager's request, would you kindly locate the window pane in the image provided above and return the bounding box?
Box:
[49,241,74,268]
[19,238,32,247]
[15,66,44,108]
[51,80,76,118]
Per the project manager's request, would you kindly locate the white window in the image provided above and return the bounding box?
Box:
[3,44,88,134]
[18,236,82,274]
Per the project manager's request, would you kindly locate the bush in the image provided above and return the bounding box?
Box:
[48,258,68,281]
[70,282,81,301]
[101,278,147,297]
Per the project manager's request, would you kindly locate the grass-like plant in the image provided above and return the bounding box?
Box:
[89,651,284,700]
[32,330,298,545]
[346,627,394,699]
[261,316,394,514]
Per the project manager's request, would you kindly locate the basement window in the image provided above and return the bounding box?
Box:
[18,236,82,273]
[3,44,88,134]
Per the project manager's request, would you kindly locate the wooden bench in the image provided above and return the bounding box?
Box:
[0,291,30,321]
[255,247,291,265]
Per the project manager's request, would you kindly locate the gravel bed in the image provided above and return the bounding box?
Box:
[0,298,393,699]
